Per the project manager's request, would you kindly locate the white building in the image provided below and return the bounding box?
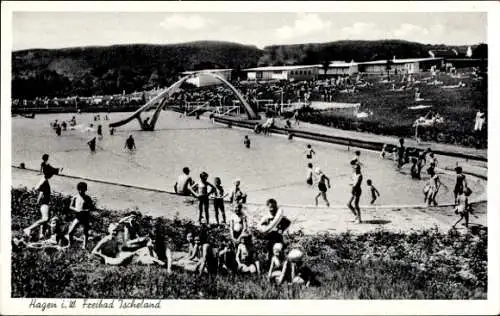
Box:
[321,61,359,76]
[358,58,443,74]
[181,69,232,87]
[244,65,320,82]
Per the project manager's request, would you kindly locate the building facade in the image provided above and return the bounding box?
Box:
[244,65,320,82]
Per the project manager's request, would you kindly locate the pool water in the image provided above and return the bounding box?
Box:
[11,111,484,207]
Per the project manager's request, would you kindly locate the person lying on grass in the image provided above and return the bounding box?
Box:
[14,216,68,250]
[236,233,260,275]
[92,223,165,266]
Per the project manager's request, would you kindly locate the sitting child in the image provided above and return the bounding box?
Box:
[267,242,290,285]
[287,248,320,287]
[235,233,260,275]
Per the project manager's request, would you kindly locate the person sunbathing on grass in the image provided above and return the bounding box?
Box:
[14,216,68,250]
[92,223,165,266]
[170,232,201,272]
[118,211,150,251]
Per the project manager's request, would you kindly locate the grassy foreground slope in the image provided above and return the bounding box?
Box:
[11,188,487,299]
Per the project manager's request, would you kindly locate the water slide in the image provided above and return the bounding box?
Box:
[109,72,258,129]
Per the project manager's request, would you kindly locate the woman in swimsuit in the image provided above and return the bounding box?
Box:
[314,167,331,207]
[348,165,363,223]
[190,172,216,225]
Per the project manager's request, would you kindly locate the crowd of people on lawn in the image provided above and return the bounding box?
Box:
[15,154,320,287]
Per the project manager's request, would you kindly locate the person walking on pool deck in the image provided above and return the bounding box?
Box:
[23,172,53,240]
[367,179,380,205]
[314,167,331,207]
[190,172,216,225]
[66,182,94,249]
[348,165,363,223]
[124,134,136,151]
[213,177,228,225]
[244,135,251,149]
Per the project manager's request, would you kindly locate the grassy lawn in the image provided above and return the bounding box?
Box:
[294,72,487,148]
[11,187,487,299]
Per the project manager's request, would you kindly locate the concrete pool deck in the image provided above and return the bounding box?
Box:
[11,167,487,235]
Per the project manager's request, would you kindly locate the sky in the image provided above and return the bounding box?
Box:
[12,12,487,51]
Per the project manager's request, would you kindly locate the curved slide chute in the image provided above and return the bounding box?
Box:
[109,72,258,130]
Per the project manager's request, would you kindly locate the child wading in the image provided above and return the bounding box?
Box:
[314,167,331,207]
[244,135,251,149]
[66,182,94,249]
[367,179,380,204]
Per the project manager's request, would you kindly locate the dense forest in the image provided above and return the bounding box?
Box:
[12,40,487,99]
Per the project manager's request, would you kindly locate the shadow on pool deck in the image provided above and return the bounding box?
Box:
[362,219,391,225]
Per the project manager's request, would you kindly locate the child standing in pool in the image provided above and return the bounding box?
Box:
[87,137,96,152]
[306,163,314,186]
[367,179,380,205]
[314,167,331,207]
[305,144,316,161]
[213,177,227,225]
[244,135,251,149]
[124,135,136,151]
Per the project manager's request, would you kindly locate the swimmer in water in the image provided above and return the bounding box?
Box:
[348,165,363,223]
[305,144,316,161]
[124,135,136,151]
[87,137,96,152]
[97,125,103,139]
[244,135,251,149]
[306,163,314,186]
[367,179,380,205]
[314,167,331,207]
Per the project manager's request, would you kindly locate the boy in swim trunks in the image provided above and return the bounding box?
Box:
[348,165,363,223]
[213,177,227,225]
[66,182,94,249]
[314,167,331,207]
[230,203,248,244]
[174,167,194,196]
[305,144,315,161]
[367,179,380,204]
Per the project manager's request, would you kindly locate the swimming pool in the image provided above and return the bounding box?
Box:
[11,111,486,207]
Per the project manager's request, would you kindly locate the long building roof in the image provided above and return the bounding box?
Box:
[243,65,321,72]
[358,57,443,65]
[181,69,232,75]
